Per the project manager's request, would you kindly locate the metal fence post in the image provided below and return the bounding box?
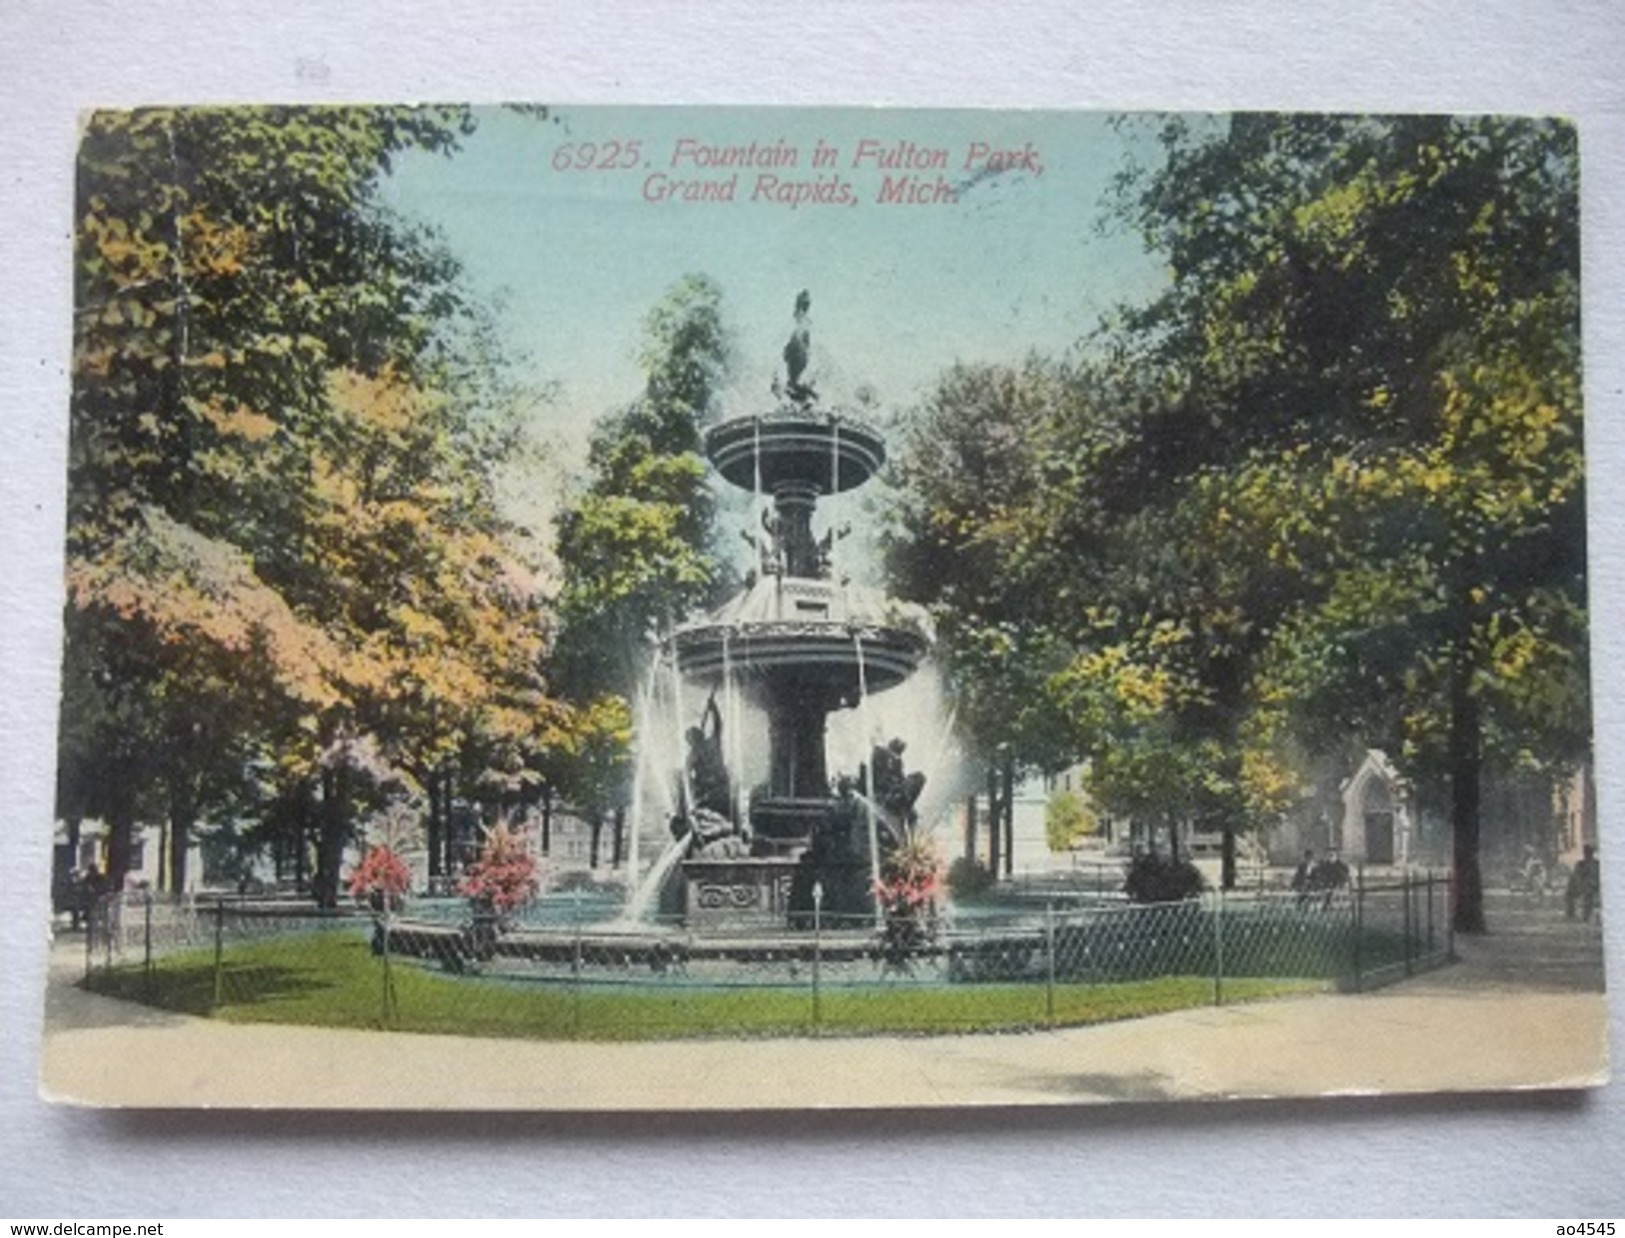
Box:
[1413,873,1423,967]
[812,881,823,1033]
[1427,871,1435,959]
[143,892,154,998]
[1212,888,1225,1008]
[1045,901,1056,1025]
[1352,865,1365,993]
[571,888,583,1039]
[381,905,397,1027]
[1447,869,1456,961]
[211,898,225,1012]
[1403,870,1414,977]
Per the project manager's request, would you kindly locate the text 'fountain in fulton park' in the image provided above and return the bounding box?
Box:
[638,291,934,932]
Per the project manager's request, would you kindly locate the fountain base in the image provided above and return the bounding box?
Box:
[681,852,876,931]
[682,857,798,932]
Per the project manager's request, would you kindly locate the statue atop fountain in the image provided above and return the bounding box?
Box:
[779,289,817,407]
[662,292,931,928]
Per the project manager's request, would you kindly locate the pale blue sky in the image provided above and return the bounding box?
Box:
[382,106,1173,490]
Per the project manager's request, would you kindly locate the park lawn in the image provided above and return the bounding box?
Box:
[85,930,1328,1041]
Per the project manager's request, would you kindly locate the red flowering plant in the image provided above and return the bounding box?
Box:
[458,820,540,923]
[348,845,411,914]
[874,829,941,968]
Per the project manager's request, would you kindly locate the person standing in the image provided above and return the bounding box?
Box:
[1292,849,1317,908]
[1317,848,1351,909]
[1519,844,1548,904]
[1566,845,1601,922]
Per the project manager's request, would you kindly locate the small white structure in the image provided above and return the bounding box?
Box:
[54,820,164,888]
[52,818,203,900]
[952,763,1104,876]
[1552,764,1597,867]
[1338,749,1414,867]
[1010,769,1078,873]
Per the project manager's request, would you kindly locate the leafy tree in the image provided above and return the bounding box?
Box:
[548,275,732,841]
[62,105,575,899]
[882,359,1087,771]
[881,358,1111,875]
[1105,114,1585,929]
[885,115,1584,929]
[1044,788,1096,853]
[287,367,570,896]
[1045,619,1234,858]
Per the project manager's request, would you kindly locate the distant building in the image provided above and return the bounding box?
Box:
[51,818,202,901]
[1266,748,1421,869]
[541,808,602,868]
[955,762,1110,876]
[1338,749,1415,867]
[1267,750,1594,874]
[1552,765,1597,866]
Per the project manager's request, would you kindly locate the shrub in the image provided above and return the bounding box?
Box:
[874,830,942,970]
[946,855,996,901]
[1122,851,1205,903]
[1045,788,1096,852]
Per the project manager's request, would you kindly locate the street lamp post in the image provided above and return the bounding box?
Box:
[812,880,824,1029]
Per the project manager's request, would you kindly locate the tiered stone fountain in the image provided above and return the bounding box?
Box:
[663,294,931,929]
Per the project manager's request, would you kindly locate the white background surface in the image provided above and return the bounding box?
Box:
[2,0,1622,1218]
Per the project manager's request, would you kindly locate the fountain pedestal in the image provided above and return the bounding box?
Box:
[681,857,798,932]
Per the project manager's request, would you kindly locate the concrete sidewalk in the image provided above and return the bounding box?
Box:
[37,910,1611,1110]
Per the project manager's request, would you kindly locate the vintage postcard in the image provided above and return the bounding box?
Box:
[42,104,1606,1109]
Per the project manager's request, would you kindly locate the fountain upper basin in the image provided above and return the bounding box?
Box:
[705,409,886,494]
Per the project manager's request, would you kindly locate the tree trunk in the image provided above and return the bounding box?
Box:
[541,784,553,856]
[1001,752,1015,878]
[292,780,310,891]
[426,765,443,881]
[589,813,604,869]
[314,764,350,909]
[986,766,1001,878]
[1450,655,1487,933]
[106,801,136,893]
[1221,826,1236,892]
[167,776,196,894]
[964,792,978,863]
[611,806,626,868]
[440,765,458,877]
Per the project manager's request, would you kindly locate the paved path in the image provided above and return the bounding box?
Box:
[38,899,1609,1110]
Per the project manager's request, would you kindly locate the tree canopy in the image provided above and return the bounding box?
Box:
[547,275,733,813]
[62,106,576,899]
[884,114,1585,927]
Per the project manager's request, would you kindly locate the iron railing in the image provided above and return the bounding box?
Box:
[82,869,1454,1038]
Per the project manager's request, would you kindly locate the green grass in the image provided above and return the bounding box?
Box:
[85,930,1328,1041]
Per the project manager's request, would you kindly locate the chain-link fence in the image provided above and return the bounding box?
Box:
[82,870,1453,1039]
[83,891,362,1015]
